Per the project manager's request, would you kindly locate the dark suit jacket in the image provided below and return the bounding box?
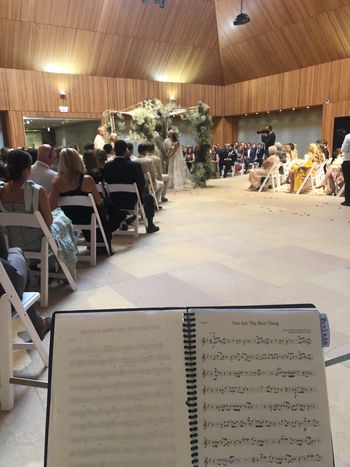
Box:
[103,157,145,210]
[262,131,276,153]
[244,148,257,161]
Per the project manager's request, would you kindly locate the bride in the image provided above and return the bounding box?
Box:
[166,132,194,190]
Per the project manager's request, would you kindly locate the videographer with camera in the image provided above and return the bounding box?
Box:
[257,125,276,157]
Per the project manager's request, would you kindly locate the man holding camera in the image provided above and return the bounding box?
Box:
[257,125,276,157]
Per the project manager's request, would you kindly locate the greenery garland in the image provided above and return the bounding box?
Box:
[184,101,214,186]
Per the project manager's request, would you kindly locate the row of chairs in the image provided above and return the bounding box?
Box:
[0,181,148,410]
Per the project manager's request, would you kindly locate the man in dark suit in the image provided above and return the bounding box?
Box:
[261,125,276,156]
[103,140,159,233]
[243,143,257,173]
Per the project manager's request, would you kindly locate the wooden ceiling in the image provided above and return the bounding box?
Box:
[0,0,349,85]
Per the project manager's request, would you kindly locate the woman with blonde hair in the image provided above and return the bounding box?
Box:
[50,147,123,254]
[289,143,323,193]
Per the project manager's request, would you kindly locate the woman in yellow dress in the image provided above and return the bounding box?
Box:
[289,144,323,193]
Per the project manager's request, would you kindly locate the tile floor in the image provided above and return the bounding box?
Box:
[0,175,349,466]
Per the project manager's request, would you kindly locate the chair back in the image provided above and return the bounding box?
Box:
[58,193,111,261]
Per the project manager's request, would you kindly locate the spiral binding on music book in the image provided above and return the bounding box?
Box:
[183,310,198,466]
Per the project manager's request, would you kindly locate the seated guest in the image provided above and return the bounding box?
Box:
[316,149,344,195]
[30,144,57,193]
[243,143,256,173]
[0,231,51,339]
[288,146,323,193]
[95,149,108,172]
[0,149,78,277]
[103,140,159,234]
[83,142,95,152]
[137,144,164,205]
[28,148,38,165]
[50,148,124,253]
[68,143,81,156]
[248,145,280,190]
[145,143,168,203]
[83,150,102,183]
[103,143,115,161]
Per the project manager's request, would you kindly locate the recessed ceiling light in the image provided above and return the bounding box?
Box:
[279,109,282,112]
[292,108,295,111]
[306,106,310,109]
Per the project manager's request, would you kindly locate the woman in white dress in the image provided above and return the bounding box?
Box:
[166,133,194,190]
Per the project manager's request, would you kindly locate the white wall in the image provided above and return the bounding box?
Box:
[237,109,322,157]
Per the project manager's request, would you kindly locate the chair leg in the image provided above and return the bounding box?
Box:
[40,238,49,308]
[91,217,97,266]
[0,296,14,410]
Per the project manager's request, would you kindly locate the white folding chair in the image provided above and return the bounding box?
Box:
[258,163,281,192]
[0,211,77,307]
[106,183,148,237]
[58,193,111,266]
[147,171,160,210]
[233,161,244,176]
[0,260,48,410]
[336,184,345,197]
[96,182,108,199]
[295,163,319,195]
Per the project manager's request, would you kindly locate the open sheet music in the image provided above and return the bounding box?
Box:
[45,306,333,467]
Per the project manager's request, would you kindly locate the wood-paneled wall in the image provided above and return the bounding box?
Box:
[0,68,223,147]
[213,117,238,145]
[3,56,350,147]
[1,69,223,115]
[223,57,350,116]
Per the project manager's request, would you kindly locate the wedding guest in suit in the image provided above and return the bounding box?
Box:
[340,132,350,206]
[243,143,257,173]
[103,140,159,233]
[255,143,264,167]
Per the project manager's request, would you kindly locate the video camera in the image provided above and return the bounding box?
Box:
[256,128,270,135]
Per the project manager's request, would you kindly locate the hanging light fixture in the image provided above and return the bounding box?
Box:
[233,0,250,25]
[141,0,166,8]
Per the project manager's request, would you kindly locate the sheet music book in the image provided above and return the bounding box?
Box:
[45,305,333,467]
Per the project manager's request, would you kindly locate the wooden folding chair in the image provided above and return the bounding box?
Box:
[0,260,48,410]
[106,183,148,237]
[0,211,77,307]
[58,193,111,266]
[147,171,160,210]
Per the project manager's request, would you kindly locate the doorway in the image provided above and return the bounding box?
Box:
[23,118,100,149]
